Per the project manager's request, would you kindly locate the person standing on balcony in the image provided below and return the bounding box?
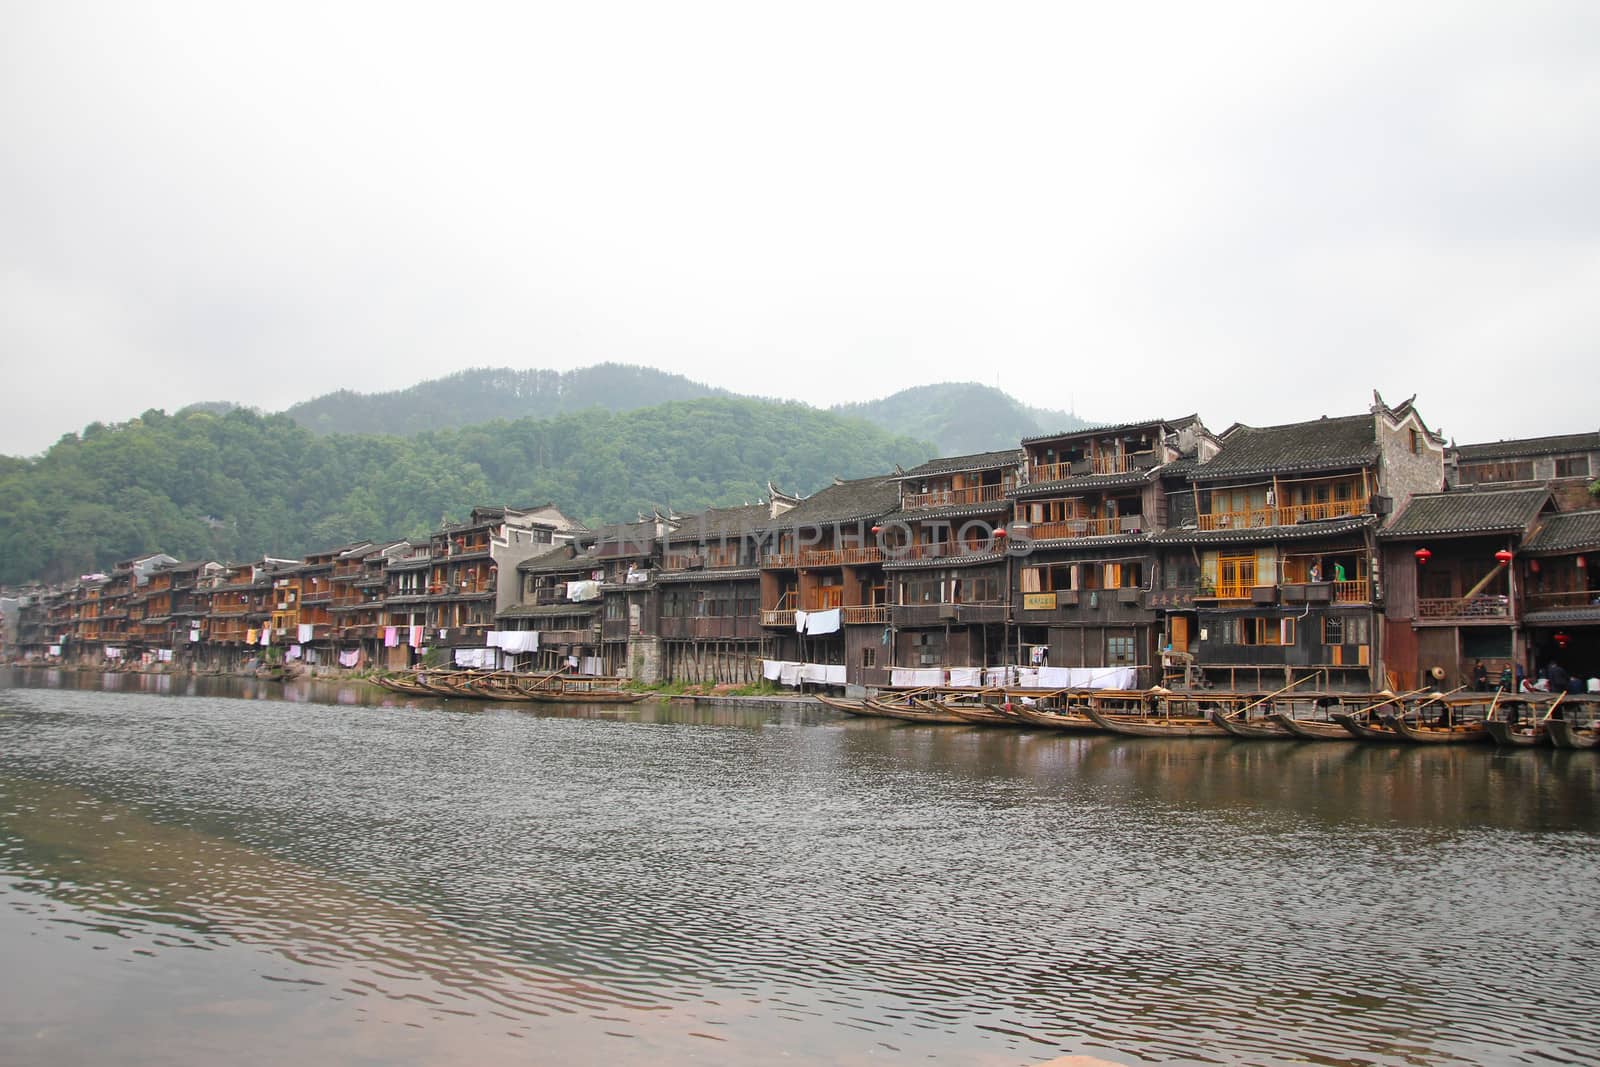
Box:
[1309,561,1323,583]
[1332,561,1346,584]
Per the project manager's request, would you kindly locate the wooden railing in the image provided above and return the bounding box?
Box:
[800,546,883,567]
[1523,590,1598,611]
[889,540,997,560]
[763,552,800,568]
[1029,452,1158,483]
[1332,579,1370,604]
[901,483,1006,510]
[760,593,796,627]
[1025,516,1135,540]
[1418,595,1510,620]
[1199,497,1365,531]
[1213,580,1258,599]
[841,605,889,625]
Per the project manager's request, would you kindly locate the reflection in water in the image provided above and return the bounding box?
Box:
[2,669,1599,1066]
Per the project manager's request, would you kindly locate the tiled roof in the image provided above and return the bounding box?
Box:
[1379,488,1551,540]
[1194,414,1377,479]
[775,476,902,526]
[1019,532,1149,550]
[1455,431,1600,461]
[664,503,774,542]
[517,544,584,574]
[1522,607,1600,626]
[882,500,1010,523]
[1009,469,1158,497]
[496,603,601,619]
[1524,510,1600,555]
[1021,416,1194,446]
[897,449,1023,479]
[654,567,761,584]
[1152,515,1376,545]
[883,551,1007,571]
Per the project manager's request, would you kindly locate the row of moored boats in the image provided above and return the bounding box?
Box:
[372,669,647,703]
[816,683,1598,749]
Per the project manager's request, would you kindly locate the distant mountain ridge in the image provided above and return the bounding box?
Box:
[282,365,1091,455]
[285,364,726,437]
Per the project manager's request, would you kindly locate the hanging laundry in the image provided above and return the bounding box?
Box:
[383,626,399,648]
[298,623,314,643]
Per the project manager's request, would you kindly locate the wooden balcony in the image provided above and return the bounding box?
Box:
[760,608,796,628]
[1024,516,1139,540]
[840,605,889,625]
[1029,451,1158,483]
[888,540,997,561]
[1524,590,1600,612]
[1332,579,1370,604]
[763,552,801,569]
[901,483,1006,510]
[1198,497,1365,531]
[1418,595,1510,621]
[658,616,761,640]
[800,546,883,567]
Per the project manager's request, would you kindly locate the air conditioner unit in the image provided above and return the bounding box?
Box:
[937,604,959,620]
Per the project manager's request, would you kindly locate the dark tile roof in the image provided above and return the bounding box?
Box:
[775,476,902,526]
[517,544,584,574]
[496,603,601,619]
[1194,414,1377,479]
[654,567,761,584]
[1018,532,1149,551]
[1522,607,1600,626]
[1455,431,1600,461]
[882,500,1010,523]
[897,449,1023,479]
[1152,515,1376,545]
[1009,469,1158,497]
[1380,488,1551,540]
[883,551,1007,571]
[1524,510,1600,555]
[1021,416,1194,446]
[664,503,774,542]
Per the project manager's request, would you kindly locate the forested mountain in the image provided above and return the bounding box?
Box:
[833,383,1092,454]
[285,364,725,436]
[282,365,1091,455]
[0,400,931,585]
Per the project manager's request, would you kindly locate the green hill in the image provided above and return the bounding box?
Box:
[284,364,726,436]
[833,383,1091,454]
[0,400,932,585]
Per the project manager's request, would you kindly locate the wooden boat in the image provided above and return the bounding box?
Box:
[1332,710,1403,742]
[816,694,877,717]
[1546,719,1598,749]
[1270,711,1356,741]
[1209,708,1293,739]
[1379,711,1490,745]
[996,700,1103,732]
[1080,702,1229,737]
[919,698,1017,726]
[373,671,457,697]
[862,698,967,724]
[1484,720,1547,747]
[521,685,647,704]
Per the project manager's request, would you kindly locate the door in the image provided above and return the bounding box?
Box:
[1170,615,1190,653]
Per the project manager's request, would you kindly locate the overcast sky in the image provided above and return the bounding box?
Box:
[2,2,1595,457]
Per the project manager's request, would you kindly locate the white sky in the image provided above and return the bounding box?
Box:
[2,1,1596,457]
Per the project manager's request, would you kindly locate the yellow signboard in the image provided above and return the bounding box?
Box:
[1023,593,1057,611]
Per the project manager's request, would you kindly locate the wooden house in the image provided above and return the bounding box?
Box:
[1153,395,1444,691]
[382,540,434,667]
[330,540,409,667]
[656,498,794,684]
[1519,510,1600,683]
[501,543,606,674]
[422,505,584,653]
[1379,487,1554,691]
[1008,419,1213,685]
[1449,431,1599,511]
[760,475,901,686]
[882,450,1021,682]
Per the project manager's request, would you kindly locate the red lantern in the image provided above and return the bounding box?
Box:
[1554,632,1571,649]
[870,525,882,535]
[1414,547,1431,564]
[1578,555,1587,569]
[994,528,1008,539]
[1494,549,1514,566]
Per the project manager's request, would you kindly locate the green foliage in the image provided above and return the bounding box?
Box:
[1590,477,1599,499]
[833,383,1091,455]
[0,398,931,585]
[283,364,726,436]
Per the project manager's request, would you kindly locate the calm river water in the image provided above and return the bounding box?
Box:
[2,668,1597,1066]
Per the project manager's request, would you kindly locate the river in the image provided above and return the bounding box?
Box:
[2,668,1597,1066]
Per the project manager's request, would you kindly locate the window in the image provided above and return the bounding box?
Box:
[1218,552,1256,596]
[1322,616,1343,644]
[861,646,877,669]
[1555,455,1590,478]
[1107,634,1135,665]
[1322,615,1369,645]
[1458,460,1534,484]
[1410,429,1422,455]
